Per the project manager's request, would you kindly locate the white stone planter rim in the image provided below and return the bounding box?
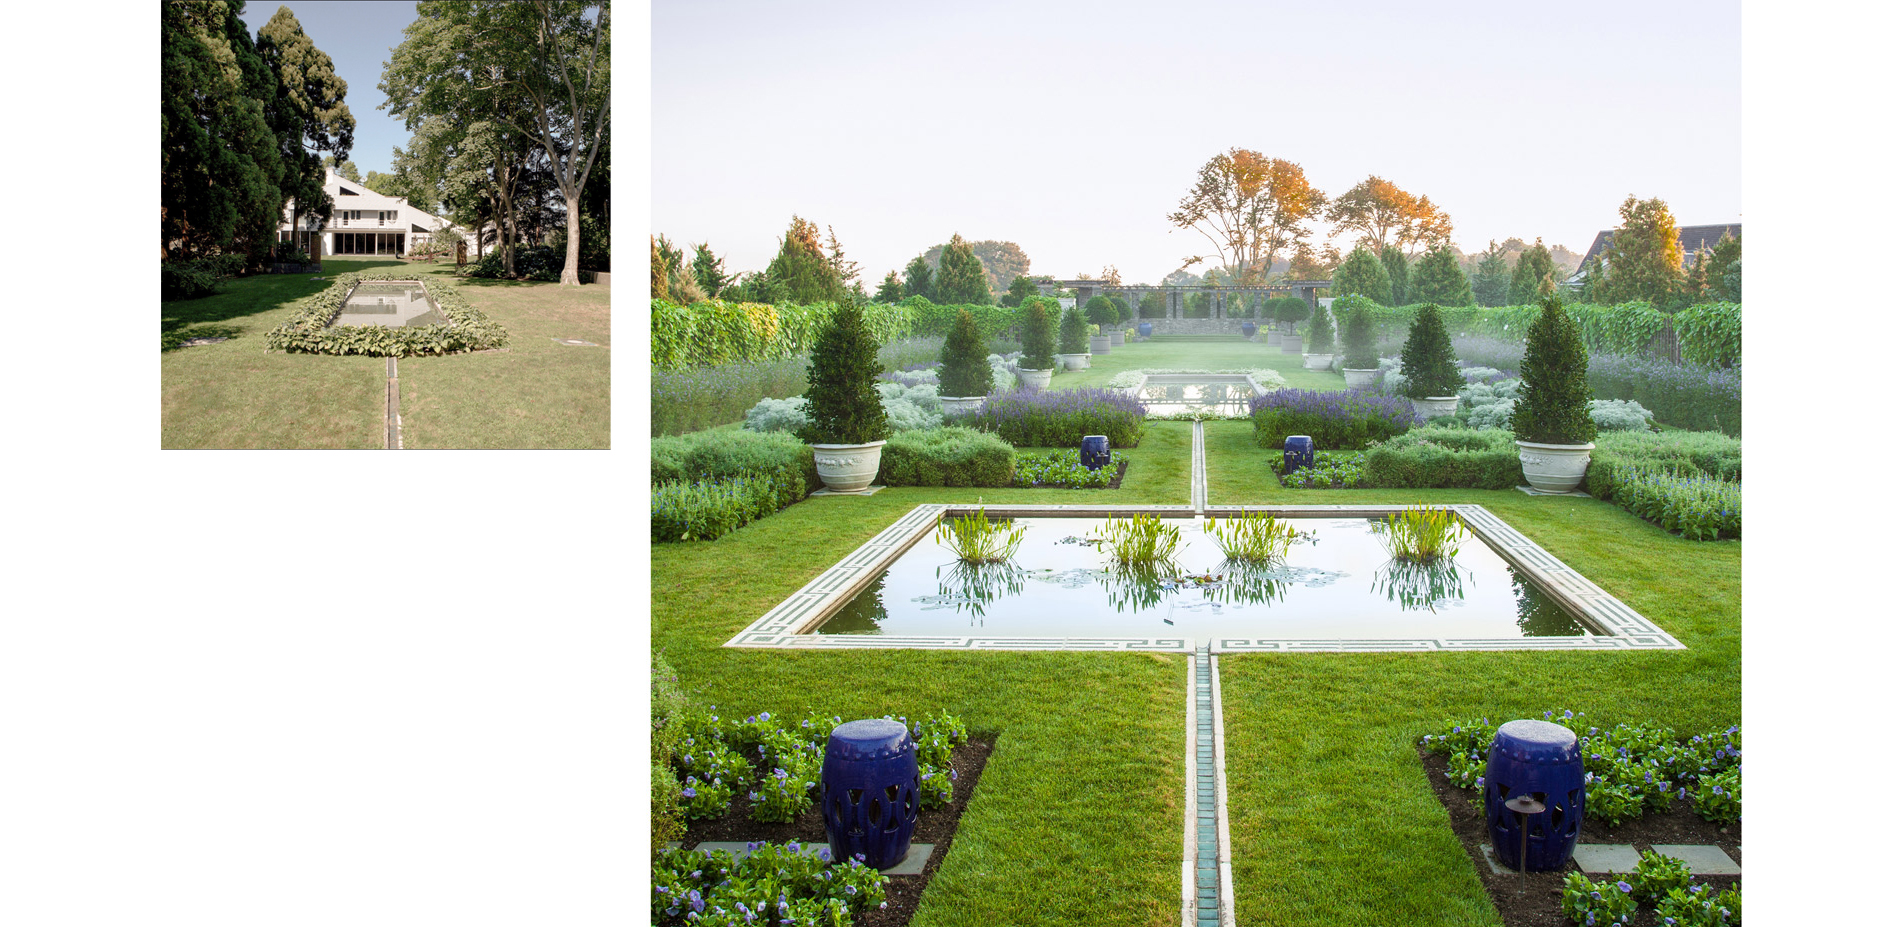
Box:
[1514,440,1597,451]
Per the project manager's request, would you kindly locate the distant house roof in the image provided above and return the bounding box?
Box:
[1565,222,1739,284]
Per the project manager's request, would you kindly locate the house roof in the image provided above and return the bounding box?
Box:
[1576,223,1740,269]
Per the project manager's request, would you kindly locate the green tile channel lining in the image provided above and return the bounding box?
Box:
[1178,646,1235,927]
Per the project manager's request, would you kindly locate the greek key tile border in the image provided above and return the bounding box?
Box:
[723,504,1682,654]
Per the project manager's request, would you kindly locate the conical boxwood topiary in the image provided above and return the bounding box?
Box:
[1511,297,1597,445]
[1340,300,1379,369]
[938,309,991,398]
[1019,299,1057,369]
[797,301,889,445]
[1305,305,1335,354]
[1058,306,1089,355]
[1398,303,1462,399]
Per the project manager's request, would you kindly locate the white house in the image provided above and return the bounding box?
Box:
[279,169,475,257]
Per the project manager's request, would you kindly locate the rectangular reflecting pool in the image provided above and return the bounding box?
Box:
[1131,374,1257,417]
[726,505,1685,653]
[332,281,448,328]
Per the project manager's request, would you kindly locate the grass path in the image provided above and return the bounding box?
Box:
[161,255,609,449]
[1047,336,1343,391]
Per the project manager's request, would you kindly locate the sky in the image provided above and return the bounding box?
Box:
[652,0,1741,285]
[236,0,433,179]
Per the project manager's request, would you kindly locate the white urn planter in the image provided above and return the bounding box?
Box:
[1410,396,1460,419]
[1059,353,1091,370]
[1089,335,1111,354]
[1280,335,1303,354]
[810,440,887,493]
[1516,440,1596,494]
[939,396,985,416]
[1342,368,1381,389]
[1016,367,1053,391]
[1302,353,1334,370]
[1108,330,1125,346]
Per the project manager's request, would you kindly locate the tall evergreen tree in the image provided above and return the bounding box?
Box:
[1508,240,1557,306]
[1597,196,1685,307]
[874,270,904,304]
[256,6,353,250]
[1511,297,1597,445]
[1018,298,1059,369]
[1409,245,1473,306]
[938,310,991,398]
[1379,246,1409,305]
[1332,246,1392,305]
[1398,304,1462,399]
[1340,300,1379,370]
[798,302,888,445]
[690,243,732,300]
[765,216,841,303]
[1471,241,1511,307]
[934,233,992,305]
[903,254,934,301]
[1000,274,1038,308]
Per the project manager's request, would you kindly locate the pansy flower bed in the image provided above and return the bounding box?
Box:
[1416,710,1741,927]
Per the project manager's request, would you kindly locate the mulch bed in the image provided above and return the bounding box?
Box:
[1419,745,1740,926]
[678,738,993,927]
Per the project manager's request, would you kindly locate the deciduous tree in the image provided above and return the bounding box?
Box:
[1326,175,1454,255]
[1168,148,1325,284]
[1596,196,1684,307]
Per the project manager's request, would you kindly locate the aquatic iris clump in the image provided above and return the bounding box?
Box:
[937,508,1026,564]
[1377,506,1465,562]
[1205,510,1305,563]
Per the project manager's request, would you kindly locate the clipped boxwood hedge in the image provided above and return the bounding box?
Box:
[265,273,507,357]
[1360,427,1523,489]
[876,426,1015,487]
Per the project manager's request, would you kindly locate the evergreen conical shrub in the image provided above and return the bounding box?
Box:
[939,309,991,397]
[1305,306,1335,354]
[1058,306,1089,354]
[1398,303,1462,399]
[1339,297,1379,369]
[1019,300,1057,369]
[1511,297,1598,445]
[797,301,889,445]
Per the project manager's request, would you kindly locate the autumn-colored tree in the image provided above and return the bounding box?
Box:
[1168,148,1326,284]
[1332,246,1392,305]
[1409,245,1473,306]
[1326,176,1454,256]
[1284,243,1338,281]
[1508,240,1557,306]
[1596,196,1685,307]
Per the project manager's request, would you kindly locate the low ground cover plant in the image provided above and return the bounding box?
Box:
[1269,450,1365,488]
[1421,711,1741,830]
[1011,449,1127,488]
[1249,389,1417,451]
[966,388,1146,447]
[653,843,889,926]
[744,381,945,435]
[1561,853,1739,927]
[265,273,507,357]
[1583,430,1742,540]
[877,426,1014,487]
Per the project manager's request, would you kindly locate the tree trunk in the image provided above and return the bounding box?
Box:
[560,190,582,286]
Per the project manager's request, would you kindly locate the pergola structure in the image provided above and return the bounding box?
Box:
[1037,279,1331,320]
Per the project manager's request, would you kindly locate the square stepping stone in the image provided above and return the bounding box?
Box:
[880,843,934,876]
[1570,843,1641,873]
[1650,844,1740,875]
[809,485,886,496]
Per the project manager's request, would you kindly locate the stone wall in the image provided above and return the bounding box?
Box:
[1136,318,1270,336]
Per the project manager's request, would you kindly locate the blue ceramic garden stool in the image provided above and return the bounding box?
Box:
[821,719,920,870]
[1137,322,1153,339]
[1283,435,1314,473]
[1484,719,1584,871]
[1081,435,1110,471]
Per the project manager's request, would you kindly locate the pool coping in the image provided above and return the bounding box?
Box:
[721,504,1685,654]
[334,279,442,328]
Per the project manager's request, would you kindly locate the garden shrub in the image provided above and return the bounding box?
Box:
[650,298,915,371]
[1019,300,1058,369]
[1270,450,1365,489]
[463,244,563,281]
[650,653,691,854]
[876,426,1014,487]
[1084,294,1117,328]
[650,429,817,542]
[1599,463,1741,540]
[1057,306,1088,354]
[798,302,890,445]
[650,471,804,543]
[1248,389,1417,451]
[1512,297,1597,445]
[160,254,243,299]
[1587,430,1742,485]
[1399,303,1463,399]
[1338,296,1380,370]
[1305,305,1335,354]
[742,396,813,434]
[651,355,808,437]
[877,382,945,431]
[967,388,1146,447]
[938,310,991,397]
[1584,353,1740,436]
[265,273,507,357]
[1360,427,1523,489]
[651,427,819,491]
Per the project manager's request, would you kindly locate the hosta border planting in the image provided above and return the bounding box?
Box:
[264,272,507,356]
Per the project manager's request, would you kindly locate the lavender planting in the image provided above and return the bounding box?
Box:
[1586,353,1741,436]
[965,388,1147,447]
[1249,388,1418,451]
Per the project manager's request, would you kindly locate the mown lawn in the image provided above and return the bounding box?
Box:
[652,416,1741,926]
[1047,334,1343,392]
[161,254,609,449]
